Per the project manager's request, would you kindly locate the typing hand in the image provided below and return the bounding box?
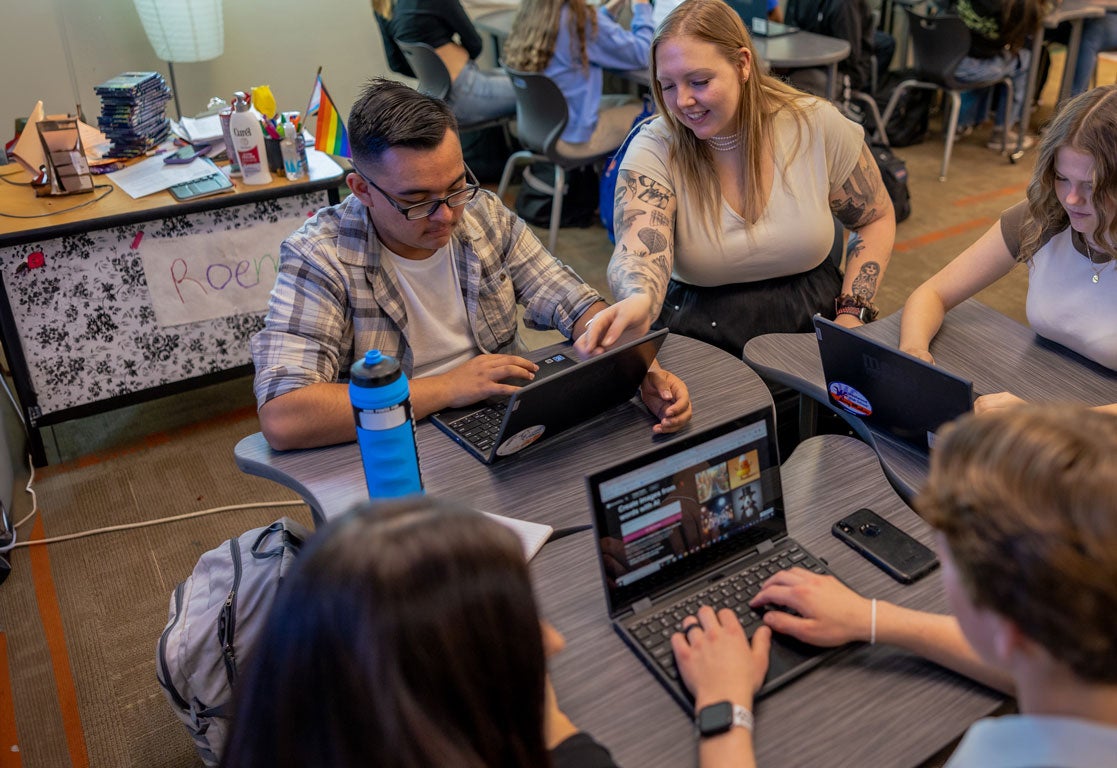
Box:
[749,568,872,646]
[639,364,692,434]
[671,606,770,710]
[435,354,538,408]
[574,294,655,357]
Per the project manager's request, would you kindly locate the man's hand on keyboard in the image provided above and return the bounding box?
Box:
[670,606,771,712]
[750,568,872,647]
[419,354,539,414]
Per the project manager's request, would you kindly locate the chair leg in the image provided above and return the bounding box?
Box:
[548,165,566,255]
[940,91,961,182]
[498,152,526,200]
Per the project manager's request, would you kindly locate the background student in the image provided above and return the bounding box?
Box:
[899,85,1116,413]
[502,0,654,155]
[577,0,895,359]
[677,404,1117,767]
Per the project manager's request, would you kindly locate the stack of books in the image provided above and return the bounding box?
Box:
[94,72,173,158]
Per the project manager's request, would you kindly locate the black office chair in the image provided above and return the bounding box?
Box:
[497,68,625,254]
[880,7,1015,181]
[395,40,512,133]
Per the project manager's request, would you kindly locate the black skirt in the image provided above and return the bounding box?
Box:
[653,258,843,358]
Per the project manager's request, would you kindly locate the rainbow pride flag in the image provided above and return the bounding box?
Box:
[305,70,350,158]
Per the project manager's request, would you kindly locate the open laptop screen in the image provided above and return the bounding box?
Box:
[587,408,786,616]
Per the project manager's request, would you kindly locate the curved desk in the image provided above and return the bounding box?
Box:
[743,299,1117,501]
[235,333,1004,767]
[235,333,774,526]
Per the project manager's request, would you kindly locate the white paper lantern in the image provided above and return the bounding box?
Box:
[133,0,224,63]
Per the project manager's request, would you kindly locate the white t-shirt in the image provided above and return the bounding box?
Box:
[620,100,864,286]
[380,243,479,377]
[1001,202,1117,370]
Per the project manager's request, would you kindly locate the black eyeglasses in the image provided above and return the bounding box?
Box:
[356,165,480,220]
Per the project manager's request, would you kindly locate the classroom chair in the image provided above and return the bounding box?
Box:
[880,7,1015,181]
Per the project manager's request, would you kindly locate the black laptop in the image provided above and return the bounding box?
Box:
[586,406,843,713]
[727,0,799,36]
[814,316,975,451]
[430,328,668,464]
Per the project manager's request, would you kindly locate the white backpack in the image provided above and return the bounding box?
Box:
[156,517,310,766]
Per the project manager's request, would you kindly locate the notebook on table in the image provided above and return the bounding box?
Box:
[430,328,668,464]
[813,316,975,452]
[726,0,799,36]
[586,406,843,713]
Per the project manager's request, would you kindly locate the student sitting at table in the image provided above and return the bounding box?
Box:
[220,497,621,767]
[501,0,654,155]
[674,404,1117,767]
[374,0,517,125]
[251,78,690,451]
[575,0,895,360]
[899,85,1117,414]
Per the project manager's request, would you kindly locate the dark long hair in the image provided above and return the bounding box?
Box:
[221,498,551,768]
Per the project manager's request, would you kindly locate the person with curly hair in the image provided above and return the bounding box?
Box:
[899,84,1117,411]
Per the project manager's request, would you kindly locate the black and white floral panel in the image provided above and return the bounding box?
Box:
[1,192,328,417]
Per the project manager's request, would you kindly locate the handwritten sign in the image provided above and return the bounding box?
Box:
[139,218,303,327]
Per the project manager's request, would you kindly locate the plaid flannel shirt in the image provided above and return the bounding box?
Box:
[252,190,602,408]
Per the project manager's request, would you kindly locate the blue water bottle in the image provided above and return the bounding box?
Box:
[349,350,423,499]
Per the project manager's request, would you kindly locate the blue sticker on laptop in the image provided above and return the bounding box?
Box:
[828,381,873,417]
[496,425,546,456]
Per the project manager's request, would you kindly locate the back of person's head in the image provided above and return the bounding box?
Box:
[221,497,550,768]
[1022,84,1117,261]
[917,405,1117,683]
[348,77,459,170]
[504,0,596,72]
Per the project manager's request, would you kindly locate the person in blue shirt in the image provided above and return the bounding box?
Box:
[503,0,654,156]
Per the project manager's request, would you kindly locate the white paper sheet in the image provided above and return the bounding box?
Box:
[109,153,225,199]
[484,513,553,560]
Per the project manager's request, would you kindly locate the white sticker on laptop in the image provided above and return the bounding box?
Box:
[496,425,546,456]
[828,381,873,417]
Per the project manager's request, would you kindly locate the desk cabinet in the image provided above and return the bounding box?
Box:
[0,163,343,464]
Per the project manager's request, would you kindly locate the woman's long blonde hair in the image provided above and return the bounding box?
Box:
[503,0,598,72]
[651,0,812,227]
[1019,85,1117,262]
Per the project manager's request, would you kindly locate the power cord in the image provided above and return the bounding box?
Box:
[0,182,114,218]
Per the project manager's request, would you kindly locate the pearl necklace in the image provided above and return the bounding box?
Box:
[706,133,742,152]
[1084,239,1112,284]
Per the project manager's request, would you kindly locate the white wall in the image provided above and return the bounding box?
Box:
[0,0,396,157]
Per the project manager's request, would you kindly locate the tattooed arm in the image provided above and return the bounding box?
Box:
[829,143,896,327]
[576,169,678,353]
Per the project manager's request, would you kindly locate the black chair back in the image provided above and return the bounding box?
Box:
[396,40,453,100]
[504,68,569,160]
[905,9,1003,91]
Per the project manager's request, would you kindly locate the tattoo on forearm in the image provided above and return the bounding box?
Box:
[609,171,675,309]
[850,260,880,301]
[830,145,886,230]
[607,245,672,309]
[638,227,669,254]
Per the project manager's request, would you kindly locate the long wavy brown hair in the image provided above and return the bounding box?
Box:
[1019,84,1117,263]
[650,0,813,228]
[503,0,598,72]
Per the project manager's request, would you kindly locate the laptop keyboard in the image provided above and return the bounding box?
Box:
[447,400,509,454]
[628,542,828,681]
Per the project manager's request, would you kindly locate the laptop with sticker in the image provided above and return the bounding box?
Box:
[813,316,974,451]
[430,328,668,464]
[586,407,844,714]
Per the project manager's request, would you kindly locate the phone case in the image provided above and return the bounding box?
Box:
[832,508,939,584]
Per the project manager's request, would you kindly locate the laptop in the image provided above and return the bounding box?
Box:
[586,406,843,713]
[430,328,668,464]
[813,316,975,451]
[726,0,799,37]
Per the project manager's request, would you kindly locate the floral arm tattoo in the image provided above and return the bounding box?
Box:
[829,143,894,305]
[608,170,676,313]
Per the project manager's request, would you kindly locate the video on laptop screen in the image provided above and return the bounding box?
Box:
[589,412,786,612]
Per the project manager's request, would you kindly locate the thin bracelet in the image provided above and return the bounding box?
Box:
[870,598,877,645]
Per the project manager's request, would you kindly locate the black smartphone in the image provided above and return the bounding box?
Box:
[832,508,939,584]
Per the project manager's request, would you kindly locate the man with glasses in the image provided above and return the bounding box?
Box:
[252,78,691,450]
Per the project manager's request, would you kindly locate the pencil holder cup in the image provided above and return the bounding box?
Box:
[264,138,284,173]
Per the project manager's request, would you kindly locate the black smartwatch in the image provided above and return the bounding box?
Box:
[695,701,753,738]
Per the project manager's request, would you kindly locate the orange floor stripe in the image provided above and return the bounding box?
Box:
[951,184,1027,208]
[0,633,22,767]
[27,516,88,768]
[893,217,995,253]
